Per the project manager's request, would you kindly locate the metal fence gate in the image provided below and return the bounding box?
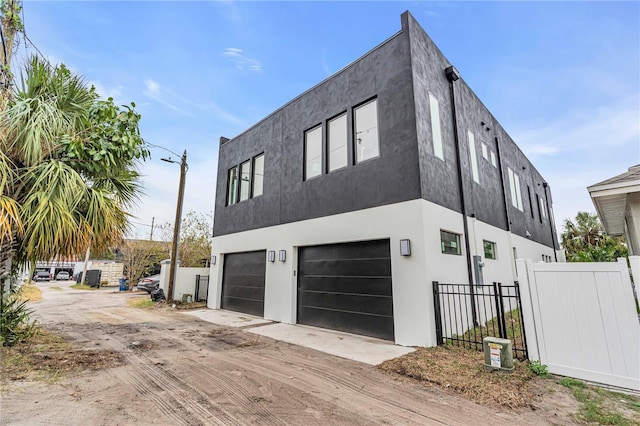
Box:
[195,275,209,302]
[432,281,528,359]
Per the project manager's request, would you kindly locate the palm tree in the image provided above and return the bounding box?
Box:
[561,212,627,262]
[0,56,148,274]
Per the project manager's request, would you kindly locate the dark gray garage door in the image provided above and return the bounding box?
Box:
[297,239,394,341]
[221,250,266,317]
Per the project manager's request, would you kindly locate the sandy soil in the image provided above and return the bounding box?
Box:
[1,281,580,425]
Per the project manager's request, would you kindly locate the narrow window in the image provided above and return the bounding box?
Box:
[328,113,348,172]
[481,142,488,160]
[428,93,444,161]
[468,130,479,184]
[354,99,379,163]
[239,160,251,202]
[304,125,322,180]
[527,185,534,219]
[440,230,461,255]
[490,151,497,167]
[538,195,548,223]
[226,166,238,206]
[513,247,518,272]
[508,167,523,211]
[483,240,497,260]
[252,153,264,197]
[514,173,523,211]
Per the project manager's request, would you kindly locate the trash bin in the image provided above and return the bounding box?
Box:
[119,278,129,291]
[150,288,165,302]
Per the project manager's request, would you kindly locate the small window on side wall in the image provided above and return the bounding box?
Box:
[227,166,238,206]
[304,125,322,180]
[428,92,444,161]
[239,160,251,202]
[483,240,496,260]
[441,230,461,255]
[354,99,379,163]
[252,153,264,197]
[328,113,348,172]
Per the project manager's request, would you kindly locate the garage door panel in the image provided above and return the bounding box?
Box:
[299,291,393,316]
[300,240,390,261]
[222,250,266,317]
[300,259,391,277]
[222,297,264,317]
[299,276,392,296]
[223,285,265,301]
[298,239,394,341]
[222,274,265,288]
[298,306,394,341]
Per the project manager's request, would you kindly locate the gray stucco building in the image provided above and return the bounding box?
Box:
[208,11,559,346]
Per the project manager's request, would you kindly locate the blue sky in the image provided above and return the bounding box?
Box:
[16,1,640,239]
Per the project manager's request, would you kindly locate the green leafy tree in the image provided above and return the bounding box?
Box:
[159,211,212,267]
[120,240,169,285]
[561,212,628,262]
[0,56,149,272]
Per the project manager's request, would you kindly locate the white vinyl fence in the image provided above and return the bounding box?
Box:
[517,258,640,391]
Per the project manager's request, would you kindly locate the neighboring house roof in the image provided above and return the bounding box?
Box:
[588,164,640,235]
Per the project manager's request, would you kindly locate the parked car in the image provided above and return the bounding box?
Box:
[33,271,51,282]
[55,271,70,281]
[136,275,160,293]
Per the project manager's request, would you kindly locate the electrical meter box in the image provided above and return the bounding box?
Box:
[483,337,514,371]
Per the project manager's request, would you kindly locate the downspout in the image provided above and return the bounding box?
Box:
[542,182,558,261]
[446,65,478,326]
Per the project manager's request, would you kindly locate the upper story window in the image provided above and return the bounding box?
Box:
[468,130,480,184]
[354,99,379,163]
[538,195,548,223]
[239,160,251,202]
[490,151,497,167]
[481,142,488,160]
[226,153,265,206]
[507,167,524,211]
[428,93,444,161]
[227,166,238,206]
[441,230,461,255]
[304,125,322,180]
[328,113,348,172]
[252,153,264,197]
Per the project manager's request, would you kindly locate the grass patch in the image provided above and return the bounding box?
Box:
[379,345,536,409]
[69,284,99,290]
[1,328,123,385]
[127,297,155,308]
[449,308,525,359]
[17,284,42,302]
[173,301,207,310]
[560,378,640,425]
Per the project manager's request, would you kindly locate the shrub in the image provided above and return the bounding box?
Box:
[1,295,37,346]
[528,360,549,377]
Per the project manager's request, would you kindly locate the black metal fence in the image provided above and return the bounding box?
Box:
[195,275,209,302]
[432,281,528,360]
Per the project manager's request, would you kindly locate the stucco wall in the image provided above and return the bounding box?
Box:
[209,198,556,347]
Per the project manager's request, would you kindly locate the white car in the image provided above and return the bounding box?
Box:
[56,271,70,281]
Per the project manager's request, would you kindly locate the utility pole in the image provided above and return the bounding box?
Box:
[149,217,155,241]
[164,150,187,302]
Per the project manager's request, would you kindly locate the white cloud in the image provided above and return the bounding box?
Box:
[510,95,640,236]
[142,78,245,126]
[223,47,263,72]
[143,79,193,116]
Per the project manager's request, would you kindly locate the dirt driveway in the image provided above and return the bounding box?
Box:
[3,282,561,425]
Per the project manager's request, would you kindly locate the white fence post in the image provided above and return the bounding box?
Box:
[516,259,539,362]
